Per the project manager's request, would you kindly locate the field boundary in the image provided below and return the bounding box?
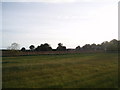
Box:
[2,50,105,57]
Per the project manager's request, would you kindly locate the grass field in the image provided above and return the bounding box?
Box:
[2,52,118,88]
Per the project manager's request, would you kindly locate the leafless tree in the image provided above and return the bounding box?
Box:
[7,43,20,50]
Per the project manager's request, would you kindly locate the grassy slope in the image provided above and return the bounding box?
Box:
[2,53,118,88]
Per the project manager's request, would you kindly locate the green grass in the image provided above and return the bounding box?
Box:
[2,53,118,88]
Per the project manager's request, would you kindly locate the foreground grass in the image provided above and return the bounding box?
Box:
[2,53,118,88]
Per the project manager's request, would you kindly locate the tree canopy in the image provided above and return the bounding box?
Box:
[56,43,66,51]
[35,43,52,51]
[29,45,35,51]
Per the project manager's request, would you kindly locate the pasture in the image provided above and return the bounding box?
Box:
[2,52,118,88]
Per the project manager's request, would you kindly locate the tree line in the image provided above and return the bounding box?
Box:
[21,43,67,51]
[8,39,120,52]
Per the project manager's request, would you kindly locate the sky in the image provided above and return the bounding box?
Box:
[1,0,119,49]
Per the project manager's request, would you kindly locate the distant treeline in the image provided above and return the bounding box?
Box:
[2,39,119,56]
[6,39,120,52]
[24,39,119,52]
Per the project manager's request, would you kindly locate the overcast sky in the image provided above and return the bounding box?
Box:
[1,0,119,49]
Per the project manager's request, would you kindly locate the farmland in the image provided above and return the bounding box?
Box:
[2,52,118,88]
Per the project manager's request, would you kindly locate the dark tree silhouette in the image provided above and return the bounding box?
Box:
[100,39,119,52]
[107,39,118,51]
[91,43,97,51]
[58,43,63,47]
[57,43,66,51]
[35,46,40,51]
[101,41,109,51]
[82,44,91,50]
[29,45,35,51]
[96,44,102,50]
[76,46,81,50]
[21,47,26,51]
[35,43,52,51]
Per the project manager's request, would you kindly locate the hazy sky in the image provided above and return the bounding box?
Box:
[1,0,118,49]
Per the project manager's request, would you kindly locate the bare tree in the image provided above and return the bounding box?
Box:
[7,43,20,50]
